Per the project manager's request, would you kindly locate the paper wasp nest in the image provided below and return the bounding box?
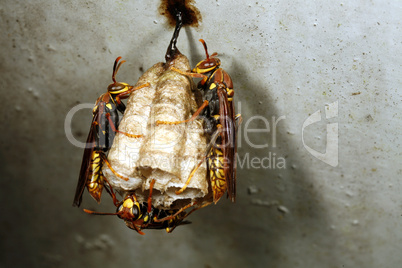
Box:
[103,53,209,209]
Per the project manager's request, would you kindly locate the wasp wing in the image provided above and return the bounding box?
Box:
[217,87,236,202]
[145,220,192,230]
[229,94,238,203]
[232,109,241,203]
[72,112,98,207]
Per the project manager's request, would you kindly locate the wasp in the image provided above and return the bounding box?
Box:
[157,39,242,203]
[83,179,205,234]
[73,57,149,207]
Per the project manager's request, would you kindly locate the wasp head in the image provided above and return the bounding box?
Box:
[116,195,142,221]
[107,82,132,95]
[107,57,133,95]
[193,39,221,74]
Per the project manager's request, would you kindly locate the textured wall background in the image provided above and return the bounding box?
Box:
[0,1,401,267]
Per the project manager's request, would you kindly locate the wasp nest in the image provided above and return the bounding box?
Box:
[103,52,209,209]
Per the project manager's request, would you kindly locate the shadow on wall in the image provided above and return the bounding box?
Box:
[228,57,341,265]
[184,56,342,266]
[117,25,343,267]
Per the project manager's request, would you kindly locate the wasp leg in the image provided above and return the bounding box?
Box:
[153,202,195,223]
[103,177,120,206]
[156,100,209,126]
[140,179,156,227]
[175,128,221,195]
[114,82,150,105]
[165,202,212,233]
[170,66,210,87]
[169,66,207,79]
[105,113,143,138]
[100,154,129,182]
[158,201,212,233]
[176,157,206,195]
[125,221,145,235]
[147,179,156,213]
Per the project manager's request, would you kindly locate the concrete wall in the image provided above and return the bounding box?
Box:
[0,1,401,267]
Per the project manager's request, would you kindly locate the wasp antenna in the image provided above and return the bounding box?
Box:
[210,52,218,58]
[112,56,123,83]
[83,209,119,216]
[199,39,209,59]
[115,60,126,77]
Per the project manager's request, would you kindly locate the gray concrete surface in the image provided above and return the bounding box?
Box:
[0,1,401,267]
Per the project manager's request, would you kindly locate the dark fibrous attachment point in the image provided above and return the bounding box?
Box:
[165,8,183,63]
[159,0,202,28]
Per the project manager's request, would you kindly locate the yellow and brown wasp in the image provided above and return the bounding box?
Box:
[83,179,204,234]
[157,39,242,203]
[72,57,149,207]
